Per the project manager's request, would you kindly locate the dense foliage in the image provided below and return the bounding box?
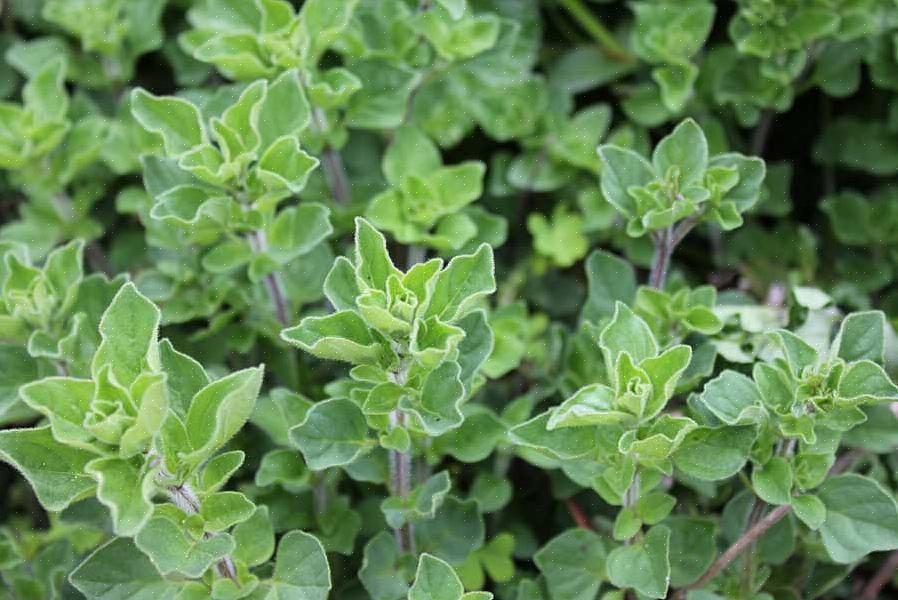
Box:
[4,0,898,598]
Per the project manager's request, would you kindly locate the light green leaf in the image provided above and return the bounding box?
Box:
[354,217,402,290]
[131,89,206,156]
[696,370,765,425]
[20,377,96,451]
[0,426,95,511]
[269,530,332,600]
[85,456,154,536]
[256,135,319,193]
[282,310,386,365]
[597,145,655,218]
[135,514,234,577]
[652,118,707,188]
[183,366,264,468]
[268,203,332,263]
[70,537,184,600]
[606,525,671,599]
[600,302,658,368]
[792,494,826,530]
[582,250,636,323]
[817,474,898,563]
[200,491,255,531]
[92,283,161,388]
[838,360,898,403]
[402,361,465,436]
[410,553,487,600]
[833,311,886,363]
[233,506,275,567]
[533,529,606,600]
[752,457,793,505]
[424,244,495,322]
[665,517,716,587]
[257,69,311,151]
[359,531,409,600]
[673,426,756,481]
[290,398,371,470]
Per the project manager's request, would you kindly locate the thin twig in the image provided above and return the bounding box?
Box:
[163,473,238,582]
[248,230,291,327]
[565,498,595,531]
[675,450,861,598]
[860,550,898,600]
[556,0,635,63]
[677,504,791,597]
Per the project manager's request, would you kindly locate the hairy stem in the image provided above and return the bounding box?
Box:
[320,144,352,205]
[248,230,291,327]
[388,409,415,554]
[860,549,898,600]
[648,228,672,289]
[167,482,238,582]
[556,0,634,63]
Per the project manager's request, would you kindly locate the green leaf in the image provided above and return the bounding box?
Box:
[70,537,184,599]
[360,531,409,600]
[23,57,68,122]
[85,456,154,536]
[414,497,484,564]
[382,471,452,529]
[549,383,630,429]
[597,146,655,218]
[20,377,97,452]
[838,360,898,403]
[769,330,819,377]
[402,361,465,436]
[410,553,474,600]
[424,244,496,322]
[198,491,254,532]
[509,411,597,460]
[135,514,234,577]
[201,450,245,493]
[792,494,826,530]
[696,370,765,425]
[282,311,386,365]
[0,426,95,511]
[131,89,206,156]
[256,135,319,194]
[606,525,671,599]
[673,426,756,481]
[290,398,371,470]
[384,125,442,187]
[354,217,402,290]
[833,311,886,363]
[665,517,716,587]
[533,529,606,600]
[817,474,898,563]
[652,119,707,188]
[752,457,793,505]
[268,203,332,263]
[92,282,161,388]
[257,70,311,151]
[233,506,275,567]
[600,302,658,368]
[159,339,209,418]
[268,530,332,599]
[641,344,692,419]
[183,366,264,468]
[582,250,636,323]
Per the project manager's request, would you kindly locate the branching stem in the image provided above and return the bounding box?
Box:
[166,479,238,582]
[248,230,291,327]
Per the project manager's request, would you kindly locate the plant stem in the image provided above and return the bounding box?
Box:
[556,0,635,63]
[309,102,351,205]
[388,409,415,554]
[406,245,426,270]
[565,498,594,530]
[648,228,672,289]
[320,144,352,205]
[677,504,791,597]
[167,481,238,582]
[85,241,114,277]
[248,230,291,327]
[675,450,861,598]
[860,550,898,600]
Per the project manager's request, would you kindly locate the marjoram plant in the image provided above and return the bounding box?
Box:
[3,1,898,599]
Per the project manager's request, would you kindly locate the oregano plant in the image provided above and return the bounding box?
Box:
[4,1,898,599]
